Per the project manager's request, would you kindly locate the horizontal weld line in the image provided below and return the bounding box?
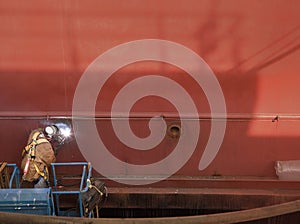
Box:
[0,114,300,121]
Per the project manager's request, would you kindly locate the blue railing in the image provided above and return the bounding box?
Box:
[0,163,20,188]
[51,162,92,217]
[0,162,93,217]
[0,163,54,215]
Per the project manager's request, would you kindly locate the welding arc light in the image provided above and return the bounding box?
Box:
[55,123,72,138]
[60,127,71,138]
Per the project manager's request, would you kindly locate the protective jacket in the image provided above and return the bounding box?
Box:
[21,129,56,182]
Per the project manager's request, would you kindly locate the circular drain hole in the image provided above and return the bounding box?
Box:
[167,124,181,139]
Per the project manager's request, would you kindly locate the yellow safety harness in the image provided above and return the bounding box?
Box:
[22,131,50,181]
[22,131,48,156]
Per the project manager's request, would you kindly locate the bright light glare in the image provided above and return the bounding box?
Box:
[60,127,71,137]
[55,123,72,138]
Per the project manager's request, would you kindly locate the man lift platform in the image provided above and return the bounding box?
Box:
[0,162,107,217]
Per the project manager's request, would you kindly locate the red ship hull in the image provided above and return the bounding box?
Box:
[0,0,300,222]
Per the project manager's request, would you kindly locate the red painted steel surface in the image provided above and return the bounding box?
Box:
[0,0,300,188]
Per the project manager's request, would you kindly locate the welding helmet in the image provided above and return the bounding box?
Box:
[45,125,58,137]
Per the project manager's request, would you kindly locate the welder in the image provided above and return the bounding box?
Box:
[21,125,60,188]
